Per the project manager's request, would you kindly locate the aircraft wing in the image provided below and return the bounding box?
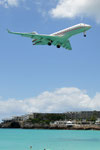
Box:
[34,39,72,50]
[7,29,59,40]
[7,29,72,50]
[62,40,72,50]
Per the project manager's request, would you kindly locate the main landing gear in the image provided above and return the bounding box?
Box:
[57,45,61,48]
[48,41,61,48]
[48,41,52,46]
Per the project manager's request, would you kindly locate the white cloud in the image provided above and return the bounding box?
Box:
[50,0,100,23]
[0,0,24,8]
[0,87,100,121]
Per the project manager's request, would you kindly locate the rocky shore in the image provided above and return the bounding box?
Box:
[1,111,100,130]
[0,120,100,130]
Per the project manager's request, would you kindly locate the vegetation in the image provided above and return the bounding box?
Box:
[27,111,100,125]
[28,114,66,125]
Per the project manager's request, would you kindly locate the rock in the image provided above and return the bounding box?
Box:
[0,121,21,128]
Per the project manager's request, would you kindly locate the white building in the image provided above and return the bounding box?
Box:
[52,120,74,127]
[95,118,100,125]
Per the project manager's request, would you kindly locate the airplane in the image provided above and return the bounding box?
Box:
[7,23,91,50]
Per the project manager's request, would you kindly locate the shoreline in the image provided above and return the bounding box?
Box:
[1,111,100,130]
[0,122,100,130]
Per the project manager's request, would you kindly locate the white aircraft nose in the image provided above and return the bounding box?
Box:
[85,24,91,29]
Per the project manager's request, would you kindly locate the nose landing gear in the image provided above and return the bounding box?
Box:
[84,32,86,37]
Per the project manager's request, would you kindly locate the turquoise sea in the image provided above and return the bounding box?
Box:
[0,129,100,150]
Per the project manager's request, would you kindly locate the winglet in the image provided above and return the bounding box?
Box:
[7,29,11,33]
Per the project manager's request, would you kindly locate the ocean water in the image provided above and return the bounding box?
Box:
[0,129,100,150]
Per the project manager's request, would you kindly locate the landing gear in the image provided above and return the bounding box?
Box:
[84,34,86,37]
[48,41,52,46]
[84,32,86,37]
[57,45,61,48]
[48,42,52,46]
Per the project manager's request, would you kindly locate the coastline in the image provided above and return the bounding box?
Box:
[1,111,100,130]
[0,121,100,130]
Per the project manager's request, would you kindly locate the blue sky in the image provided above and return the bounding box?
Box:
[0,0,100,120]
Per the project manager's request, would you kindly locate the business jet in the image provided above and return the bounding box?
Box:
[7,23,91,50]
